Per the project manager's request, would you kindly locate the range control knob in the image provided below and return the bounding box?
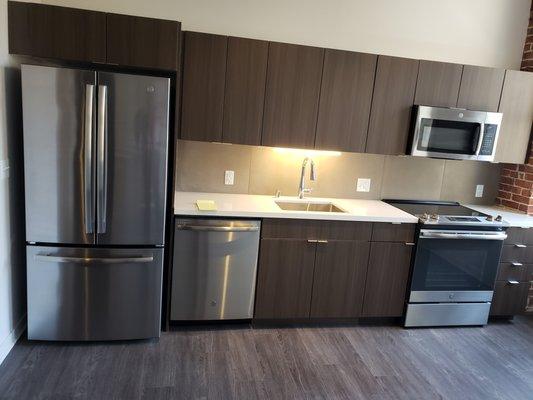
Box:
[430,214,439,221]
[495,215,503,222]
[486,215,494,221]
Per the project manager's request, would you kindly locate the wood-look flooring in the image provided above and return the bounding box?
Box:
[1,317,532,400]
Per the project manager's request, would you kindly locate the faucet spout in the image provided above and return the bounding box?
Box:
[298,157,316,199]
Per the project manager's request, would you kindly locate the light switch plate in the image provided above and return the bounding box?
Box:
[475,184,484,198]
[357,178,371,192]
[224,170,235,185]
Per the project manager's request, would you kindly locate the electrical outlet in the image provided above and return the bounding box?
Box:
[475,184,484,198]
[356,178,371,192]
[224,170,235,185]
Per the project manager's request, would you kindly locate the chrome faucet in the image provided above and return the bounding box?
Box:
[298,157,316,199]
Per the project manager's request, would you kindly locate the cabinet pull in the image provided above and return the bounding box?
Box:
[511,262,523,267]
[307,239,318,243]
[507,280,520,285]
[515,244,527,248]
[405,242,415,246]
[317,240,328,244]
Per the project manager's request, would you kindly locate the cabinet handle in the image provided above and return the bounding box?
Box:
[507,280,520,285]
[515,244,527,248]
[317,240,328,244]
[405,242,415,246]
[511,262,523,267]
[307,239,318,243]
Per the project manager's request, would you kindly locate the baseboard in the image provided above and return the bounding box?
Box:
[0,314,26,367]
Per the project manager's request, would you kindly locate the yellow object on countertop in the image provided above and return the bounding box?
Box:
[196,200,218,211]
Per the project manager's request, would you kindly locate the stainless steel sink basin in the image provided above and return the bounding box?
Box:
[275,201,346,213]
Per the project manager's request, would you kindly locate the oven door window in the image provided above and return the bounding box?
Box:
[411,237,502,291]
[417,118,481,155]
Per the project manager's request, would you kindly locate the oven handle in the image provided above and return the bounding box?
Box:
[474,122,485,156]
[419,230,507,241]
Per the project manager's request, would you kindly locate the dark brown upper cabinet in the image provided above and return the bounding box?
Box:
[366,55,419,155]
[414,60,463,107]
[261,42,324,149]
[8,1,106,63]
[180,32,228,142]
[315,50,377,152]
[106,14,180,70]
[495,70,533,164]
[456,65,505,112]
[222,37,269,145]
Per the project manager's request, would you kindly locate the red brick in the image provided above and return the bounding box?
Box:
[497,190,512,200]
[501,199,520,209]
[518,203,529,213]
[500,176,515,185]
[502,164,519,171]
[528,205,533,216]
[525,173,533,181]
[509,171,520,178]
[515,179,533,190]
[521,188,532,197]
[512,194,531,204]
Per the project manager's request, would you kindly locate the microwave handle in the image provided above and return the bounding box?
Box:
[474,123,484,156]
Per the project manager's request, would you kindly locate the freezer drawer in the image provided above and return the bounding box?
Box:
[27,246,163,341]
[171,219,260,320]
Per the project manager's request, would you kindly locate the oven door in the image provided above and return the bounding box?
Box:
[409,230,506,303]
[411,106,485,160]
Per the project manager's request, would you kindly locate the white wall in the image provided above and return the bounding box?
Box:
[0,0,27,366]
[43,0,531,69]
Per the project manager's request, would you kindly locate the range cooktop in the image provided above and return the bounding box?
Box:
[384,200,508,227]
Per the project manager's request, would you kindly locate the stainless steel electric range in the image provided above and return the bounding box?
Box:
[385,200,509,328]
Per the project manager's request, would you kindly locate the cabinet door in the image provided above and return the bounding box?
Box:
[490,281,528,316]
[414,60,463,107]
[261,43,324,148]
[315,50,377,152]
[106,14,179,70]
[366,56,419,155]
[222,37,268,145]
[495,70,533,163]
[310,241,370,318]
[457,65,505,112]
[8,1,106,63]
[362,242,413,317]
[254,239,316,319]
[180,32,228,142]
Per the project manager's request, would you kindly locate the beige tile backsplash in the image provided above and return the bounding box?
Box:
[176,140,501,204]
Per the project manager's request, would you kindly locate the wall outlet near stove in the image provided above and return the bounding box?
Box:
[224,170,235,185]
[357,178,371,192]
[475,184,484,198]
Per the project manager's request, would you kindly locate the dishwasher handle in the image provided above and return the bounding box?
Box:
[176,224,259,232]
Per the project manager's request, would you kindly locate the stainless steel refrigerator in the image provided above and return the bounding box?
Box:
[22,64,170,341]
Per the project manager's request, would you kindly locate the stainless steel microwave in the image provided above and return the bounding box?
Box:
[410,105,503,161]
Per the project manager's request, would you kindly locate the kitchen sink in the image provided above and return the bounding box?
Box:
[275,201,346,213]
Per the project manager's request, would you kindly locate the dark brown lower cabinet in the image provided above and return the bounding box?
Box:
[310,241,370,318]
[254,239,316,319]
[490,281,529,316]
[362,242,413,317]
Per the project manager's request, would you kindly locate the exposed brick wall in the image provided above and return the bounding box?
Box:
[495,1,533,214]
[521,5,533,71]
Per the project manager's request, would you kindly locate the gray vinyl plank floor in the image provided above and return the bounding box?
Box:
[0,317,532,400]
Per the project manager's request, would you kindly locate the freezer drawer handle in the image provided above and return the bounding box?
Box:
[84,84,95,234]
[176,224,259,232]
[34,254,154,264]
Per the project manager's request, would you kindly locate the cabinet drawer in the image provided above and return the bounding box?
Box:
[261,219,372,241]
[500,244,528,263]
[371,223,415,242]
[504,227,527,246]
[496,262,527,282]
[490,281,528,316]
[526,264,533,282]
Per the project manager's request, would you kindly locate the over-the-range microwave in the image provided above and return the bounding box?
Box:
[409,105,503,162]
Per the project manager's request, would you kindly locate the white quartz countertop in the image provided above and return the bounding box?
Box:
[174,192,418,224]
[465,204,533,228]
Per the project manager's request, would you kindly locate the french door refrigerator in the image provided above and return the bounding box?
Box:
[22,65,170,341]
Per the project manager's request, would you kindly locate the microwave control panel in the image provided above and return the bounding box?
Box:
[479,124,498,156]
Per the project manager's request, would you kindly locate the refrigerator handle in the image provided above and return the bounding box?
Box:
[97,85,108,234]
[83,84,95,234]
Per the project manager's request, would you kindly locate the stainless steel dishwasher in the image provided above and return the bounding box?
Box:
[171,219,261,320]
